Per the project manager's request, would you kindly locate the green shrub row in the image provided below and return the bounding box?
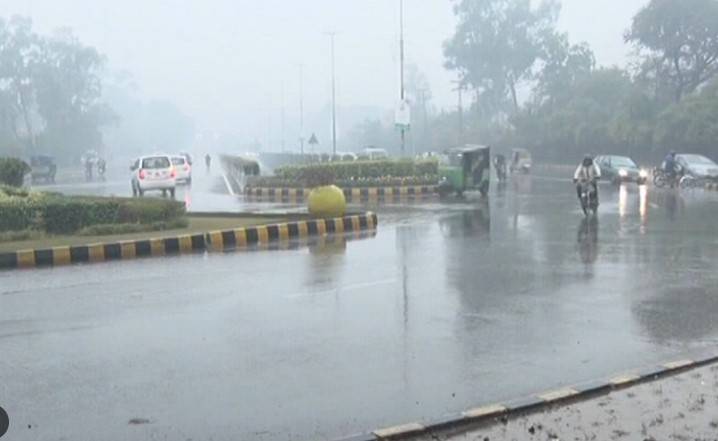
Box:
[274,159,439,186]
[247,175,439,189]
[0,194,186,234]
[76,218,189,236]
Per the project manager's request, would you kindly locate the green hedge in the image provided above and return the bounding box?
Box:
[247,175,438,189]
[274,159,439,186]
[0,193,186,234]
[0,158,31,187]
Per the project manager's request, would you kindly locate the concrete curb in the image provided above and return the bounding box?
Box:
[334,348,718,441]
[205,212,378,251]
[0,212,378,270]
[243,186,438,202]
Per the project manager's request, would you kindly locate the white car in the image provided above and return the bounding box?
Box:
[360,147,389,160]
[130,155,177,198]
[171,155,192,185]
[676,154,718,179]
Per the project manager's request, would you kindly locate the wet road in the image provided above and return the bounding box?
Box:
[2,176,718,440]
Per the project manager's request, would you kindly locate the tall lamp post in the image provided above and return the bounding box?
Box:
[298,63,305,154]
[399,0,406,156]
[325,32,338,156]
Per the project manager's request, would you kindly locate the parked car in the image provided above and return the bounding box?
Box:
[595,155,648,185]
[675,154,718,180]
[360,147,389,160]
[130,155,177,197]
[334,152,358,162]
[171,155,192,185]
[29,155,57,184]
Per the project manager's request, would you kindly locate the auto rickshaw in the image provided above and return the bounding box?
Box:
[510,148,532,174]
[30,155,57,184]
[438,145,491,197]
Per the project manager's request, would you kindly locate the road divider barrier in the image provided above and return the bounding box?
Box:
[0,212,378,270]
[705,182,718,191]
[243,186,438,202]
[334,349,718,441]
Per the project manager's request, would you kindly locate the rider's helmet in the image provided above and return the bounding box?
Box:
[582,155,594,167]
[669,150,677,157]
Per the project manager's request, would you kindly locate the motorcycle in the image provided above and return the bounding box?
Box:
[576,179,598,216]
[653,164,685,189]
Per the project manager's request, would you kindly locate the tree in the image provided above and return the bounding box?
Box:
[0,16,44,148]
[512,69,636,160]
[655,79,718,155]
[533,32,595,107]
[627,0,718,102]
[444,0,560,114]
[0,16,113,159]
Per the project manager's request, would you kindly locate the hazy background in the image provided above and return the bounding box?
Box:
[2,0,646,148]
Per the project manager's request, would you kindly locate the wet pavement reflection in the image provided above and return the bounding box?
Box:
[2,176,718,440]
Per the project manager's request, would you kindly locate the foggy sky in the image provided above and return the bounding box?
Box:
[3,0,647,142]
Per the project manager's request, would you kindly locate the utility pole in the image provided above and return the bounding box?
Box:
[399,0,406,156]
[452,79,465,145]
[418,88,428,149]
[325,32,338,156]
[299,63,305,155]
[281,81,286,152]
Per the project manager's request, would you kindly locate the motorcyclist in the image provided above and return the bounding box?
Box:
[662,151,679,181]
[573,155,601,204]
[493,154,507,181]
[97,158,106,177]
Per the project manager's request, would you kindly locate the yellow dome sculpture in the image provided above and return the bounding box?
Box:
[308,185,346,218]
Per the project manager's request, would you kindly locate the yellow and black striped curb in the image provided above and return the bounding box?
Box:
[705,182,718,191]
[334,350,718,441]
[205,212,377,251]
[243,186,438,202]
[0,212,378,270]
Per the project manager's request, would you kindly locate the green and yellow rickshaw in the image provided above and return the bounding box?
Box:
[437,145,491,197]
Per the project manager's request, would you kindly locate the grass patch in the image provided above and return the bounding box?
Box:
[0,215,287,253]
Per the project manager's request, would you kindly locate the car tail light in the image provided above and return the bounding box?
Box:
[139,169,146,180]
[170,167,176,178]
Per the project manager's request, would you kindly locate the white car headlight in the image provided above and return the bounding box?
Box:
[639,169,648,178]
[619,169,628,177]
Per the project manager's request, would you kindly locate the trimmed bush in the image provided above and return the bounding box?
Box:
[0,158,31,187]
[274,159,439,186]
[247,175,438,189]
[0,194,186,234]
[0,198,37,232]
[77,218,189,236]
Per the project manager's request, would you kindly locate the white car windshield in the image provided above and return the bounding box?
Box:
[142,157,170,169]
[171,157,186,166]
[680,155,716,166]
[609,157,637,168]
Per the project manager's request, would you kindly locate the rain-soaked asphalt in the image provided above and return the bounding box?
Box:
[2,173,718,441]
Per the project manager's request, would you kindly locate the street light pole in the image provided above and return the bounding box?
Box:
[399,0,406,156]
[452,79,465,145]
[281,81,286,152]
[299,63,305,155]
[326,32,338,156]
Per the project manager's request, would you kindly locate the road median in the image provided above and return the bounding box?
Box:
[244,186,438,202]
[0,212,378,270]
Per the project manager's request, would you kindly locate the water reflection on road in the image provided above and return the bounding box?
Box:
[3,175,718,441]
